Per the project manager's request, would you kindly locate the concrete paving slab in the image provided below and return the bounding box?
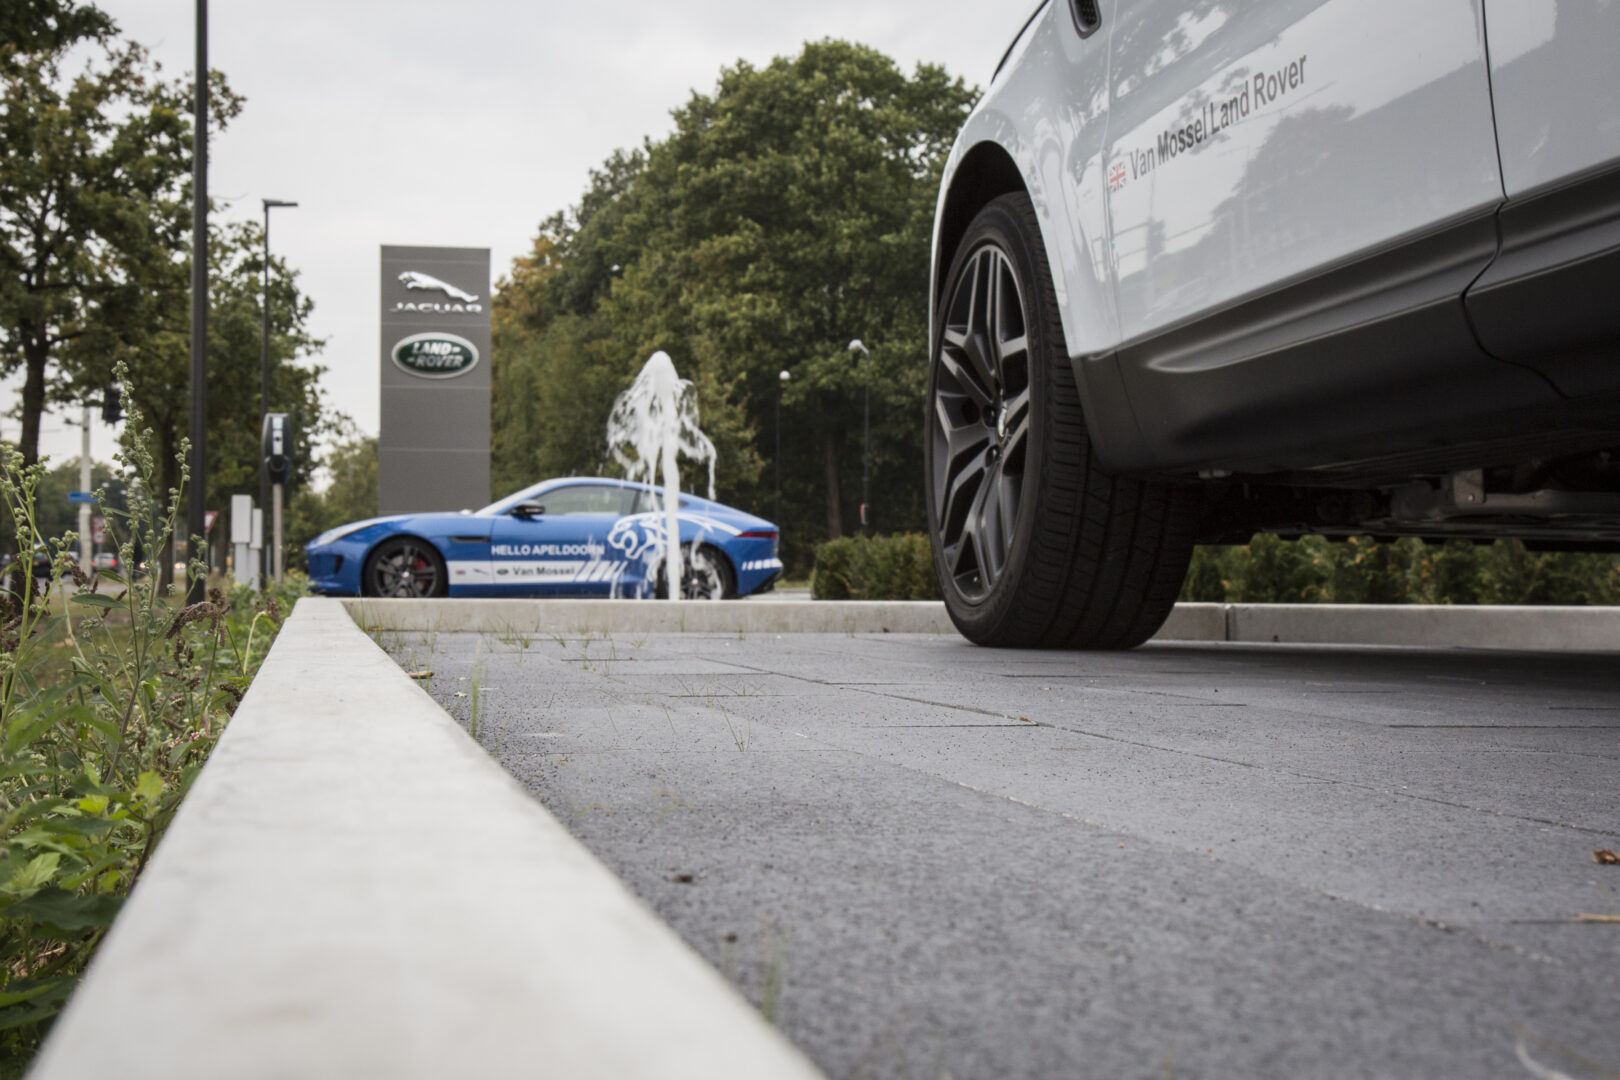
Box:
[397,629,1620,1080]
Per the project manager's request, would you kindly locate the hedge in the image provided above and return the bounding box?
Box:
[1181,535,1620,606]
[811,533,941,601]
[810,532,1620,606]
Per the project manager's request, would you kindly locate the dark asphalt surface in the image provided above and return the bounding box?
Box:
[386,628,1620,1080]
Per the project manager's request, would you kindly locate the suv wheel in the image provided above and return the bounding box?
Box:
[926,193,1196,649]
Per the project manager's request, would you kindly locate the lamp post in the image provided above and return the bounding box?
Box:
[260,198,297,588]
[776,370,791,526]
[848,339,870,533]
[186,0,209,604]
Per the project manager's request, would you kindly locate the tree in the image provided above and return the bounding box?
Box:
[611,41,972,543]
[285,428,376,571]
[59,220,327,589]
[491,41,976,568]
[0,0,112,63]
[0,9,238,466]
[120,221,328,587]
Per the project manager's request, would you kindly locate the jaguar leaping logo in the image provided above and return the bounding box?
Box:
[398,271,479,303]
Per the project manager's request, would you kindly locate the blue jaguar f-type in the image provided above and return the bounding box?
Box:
[306,477,782,599]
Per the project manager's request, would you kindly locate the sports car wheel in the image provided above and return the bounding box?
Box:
[926,193,1196,649]
[655,543,735,600]
[362,537,447,598]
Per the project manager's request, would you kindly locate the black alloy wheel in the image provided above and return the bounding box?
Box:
[931,241,1032,601]
[925,193,1197,649]
[655,543,735,600]
[363,537,447,598]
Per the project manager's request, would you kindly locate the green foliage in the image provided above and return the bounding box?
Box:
[492,41,978,572]
[811,533,940,601]
[115,219,331,590]
[1180,535,1620,605]
[2,458,126,559]
[0,380,297,1070]
[0,5,242,468]
[284,430,377,571]
[0,1,113,63]
[2,6,334,592]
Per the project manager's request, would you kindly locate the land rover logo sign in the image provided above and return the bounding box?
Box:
[391,332,480,379]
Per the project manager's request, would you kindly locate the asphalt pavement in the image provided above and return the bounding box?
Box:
[389,628,1620,1080]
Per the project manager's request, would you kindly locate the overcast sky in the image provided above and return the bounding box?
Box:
[12,0,1027,471]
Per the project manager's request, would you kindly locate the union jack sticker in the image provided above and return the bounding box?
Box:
[1108,162,1127,192]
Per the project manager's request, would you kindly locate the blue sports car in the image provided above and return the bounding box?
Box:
[306,477,782,599]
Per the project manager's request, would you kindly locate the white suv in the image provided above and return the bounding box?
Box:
[927,0,1620,647]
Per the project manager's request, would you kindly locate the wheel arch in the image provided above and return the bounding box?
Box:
[933,133,1142,472]
[934,141,1030,316]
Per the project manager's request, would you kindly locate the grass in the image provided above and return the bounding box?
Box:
[467,659,486,740]
[717,702,751,752]
[0,406,304,1070]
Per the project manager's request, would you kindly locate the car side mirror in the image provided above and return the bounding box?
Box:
[511,501,545,519]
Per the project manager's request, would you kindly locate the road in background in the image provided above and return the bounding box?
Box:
[392,631,1620,1079]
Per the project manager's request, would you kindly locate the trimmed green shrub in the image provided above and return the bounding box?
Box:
[1180,535,1620,605]
[811,534,941,601]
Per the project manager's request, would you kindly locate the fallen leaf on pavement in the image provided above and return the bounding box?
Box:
[405,670,434,680]
[1594,849,1619,865]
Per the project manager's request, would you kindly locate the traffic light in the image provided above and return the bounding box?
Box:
[262,413,291,484]
[101,387,123,424]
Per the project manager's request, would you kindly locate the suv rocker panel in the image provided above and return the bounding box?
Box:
[1082,213,1564,475]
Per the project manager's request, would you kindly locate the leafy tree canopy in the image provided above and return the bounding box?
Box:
[492,40,976,568]
[0,1,240,466]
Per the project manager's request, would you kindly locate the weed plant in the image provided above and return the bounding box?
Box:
[0,384,300,1071]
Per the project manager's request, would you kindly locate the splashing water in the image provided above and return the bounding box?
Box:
[605,351,717,600]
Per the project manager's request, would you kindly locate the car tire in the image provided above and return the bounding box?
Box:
[926,193,1197,649]
[361,536,448,598]
[654,542,736,600]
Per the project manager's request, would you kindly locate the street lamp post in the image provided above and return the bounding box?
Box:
[776,370,791,526]
[260,198,297,588]
[848,339,870,533]
[186,0,208,605]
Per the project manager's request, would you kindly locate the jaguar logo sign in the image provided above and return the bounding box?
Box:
[389,271,484,314]
[399,270,479,303]
[391,332,480,379]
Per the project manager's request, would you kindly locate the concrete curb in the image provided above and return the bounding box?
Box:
[345,597,958,635]
[1167,602,1620,651]
[31,598,827,1080]
[347,597,1620,652]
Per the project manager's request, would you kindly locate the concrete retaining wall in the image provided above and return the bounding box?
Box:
[1169,602,1620,651]
[344,597,957,635]
[31,598,826,1080]
[348,598,1620,652]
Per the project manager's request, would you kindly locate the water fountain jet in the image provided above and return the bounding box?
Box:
[605,351,717,600]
